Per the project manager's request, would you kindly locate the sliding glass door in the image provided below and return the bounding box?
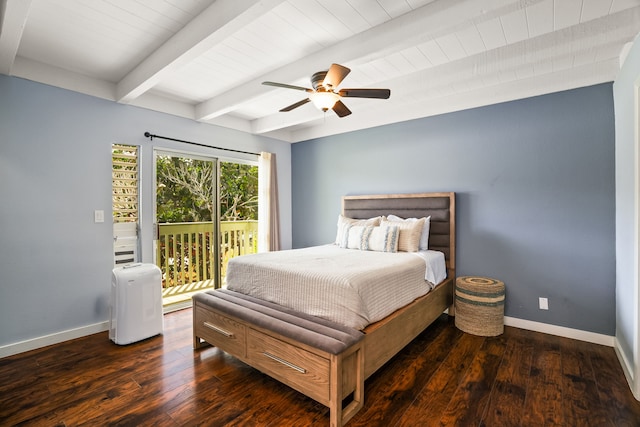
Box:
[155,151,218,308]
[154,150,258,309]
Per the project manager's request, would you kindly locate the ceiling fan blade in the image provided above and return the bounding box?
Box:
[338,88,390,99]
[279,98,311,112]
[263,81,313,92]
[332,100,352,118]
[323,63,350,89]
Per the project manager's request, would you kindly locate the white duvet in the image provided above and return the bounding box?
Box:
[225,245,446,330]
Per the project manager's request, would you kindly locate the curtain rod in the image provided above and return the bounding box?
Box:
[144,132,259,156]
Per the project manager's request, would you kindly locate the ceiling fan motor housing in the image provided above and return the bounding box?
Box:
[311,71,329,91]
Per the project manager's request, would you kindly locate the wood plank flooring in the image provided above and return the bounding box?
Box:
[1,309,639,426]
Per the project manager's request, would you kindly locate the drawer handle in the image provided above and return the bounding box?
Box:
[203,321,234,338]
[263,352,307,374]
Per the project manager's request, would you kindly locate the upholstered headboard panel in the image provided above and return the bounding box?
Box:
[342,193,456,271]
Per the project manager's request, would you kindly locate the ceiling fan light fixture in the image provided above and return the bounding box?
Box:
[310,91,340,111]
[263,63,389,117]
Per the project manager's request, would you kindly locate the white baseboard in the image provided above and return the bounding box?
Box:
[0,321,110,359]
[614,340,640,401]
[0,314,616,359]
[504,316,614,347]
[614,342,636,390]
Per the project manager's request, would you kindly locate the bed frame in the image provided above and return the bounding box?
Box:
[193,192,456,426]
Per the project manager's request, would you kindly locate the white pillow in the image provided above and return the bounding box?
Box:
[380,216,426,252]
[385,214,431,250]
[364,225,399,253]
[335,214,381,245]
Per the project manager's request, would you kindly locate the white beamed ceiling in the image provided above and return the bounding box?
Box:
[1,0,638,143]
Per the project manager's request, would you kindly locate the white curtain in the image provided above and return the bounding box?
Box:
[258,152,280,252]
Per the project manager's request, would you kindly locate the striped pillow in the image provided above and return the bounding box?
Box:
[386,214,431,250]
[364,225,399,253]
[342,225,374,249]
[380,217,425,252]
[335,214,381,245]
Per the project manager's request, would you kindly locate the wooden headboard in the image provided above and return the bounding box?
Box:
[342,192,456,272]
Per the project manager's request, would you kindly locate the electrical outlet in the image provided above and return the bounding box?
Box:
[539,297,549,310]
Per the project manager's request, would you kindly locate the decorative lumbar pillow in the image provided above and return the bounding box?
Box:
[335,214,381,245]
[364,225,399,253]
[343,225,374,249]
[380,216,426,252]
[385,214,431,250]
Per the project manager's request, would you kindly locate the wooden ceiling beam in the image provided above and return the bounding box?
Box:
[116,0,286,103]
[0,0,32,75]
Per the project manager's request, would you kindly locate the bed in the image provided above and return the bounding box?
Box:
[193,192,456,426]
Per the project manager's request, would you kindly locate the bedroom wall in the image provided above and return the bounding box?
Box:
[291,83,616,336]
[0,75,292,351]
[613,36,640,399]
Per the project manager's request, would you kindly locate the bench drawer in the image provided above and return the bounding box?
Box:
[247,328,330,404]
[194,305,246,357]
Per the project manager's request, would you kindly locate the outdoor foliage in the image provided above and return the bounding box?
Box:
[219,162,259,221]
[156,156,258,223]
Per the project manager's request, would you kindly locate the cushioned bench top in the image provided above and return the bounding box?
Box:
[193,289,364,355]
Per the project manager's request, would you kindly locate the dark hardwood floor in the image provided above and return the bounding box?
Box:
[2,308,639,426]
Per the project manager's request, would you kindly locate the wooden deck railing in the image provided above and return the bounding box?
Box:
[157,221,258,289]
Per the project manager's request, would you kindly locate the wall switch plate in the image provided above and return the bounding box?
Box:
[94,210,105,223]
[539,297,549,310]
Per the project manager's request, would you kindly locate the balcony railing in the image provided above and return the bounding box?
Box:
[157,221,258,291]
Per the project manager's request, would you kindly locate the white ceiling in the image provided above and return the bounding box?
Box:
[1,0,639,143]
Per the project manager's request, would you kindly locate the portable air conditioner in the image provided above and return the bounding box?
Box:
[110,263,163,345]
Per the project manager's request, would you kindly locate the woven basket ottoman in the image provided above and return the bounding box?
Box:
[455,276,505,336]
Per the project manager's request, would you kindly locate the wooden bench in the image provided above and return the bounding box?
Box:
[193,289,365,427]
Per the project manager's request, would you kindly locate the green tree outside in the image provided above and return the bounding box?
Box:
[156,156,258,223]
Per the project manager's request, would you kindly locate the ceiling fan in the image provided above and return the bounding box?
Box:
[262,63,390,118]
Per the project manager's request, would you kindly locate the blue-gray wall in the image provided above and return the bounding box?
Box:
[292,83,615,335]
[0,75,292,348]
